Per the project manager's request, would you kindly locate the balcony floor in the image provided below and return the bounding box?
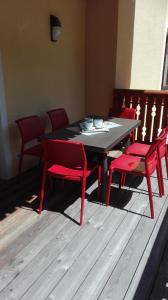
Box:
[0,162,168,300]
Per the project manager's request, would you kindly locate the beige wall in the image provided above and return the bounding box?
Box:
[0,0,86,178]
[130,0,168,89]
[86,0,118,116]
[116,0,168,90]
[115,0,135,88]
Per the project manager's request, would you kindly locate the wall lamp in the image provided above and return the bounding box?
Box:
[50,15,61,42]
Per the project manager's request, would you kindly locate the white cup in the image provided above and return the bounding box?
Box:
[80,120,93,131]
[93,118,103,128]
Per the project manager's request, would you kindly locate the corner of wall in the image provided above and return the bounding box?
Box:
[0,52,14,179]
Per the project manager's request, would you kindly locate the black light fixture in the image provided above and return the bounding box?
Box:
[50,15,61,42]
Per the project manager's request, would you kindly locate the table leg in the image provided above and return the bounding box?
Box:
[99,153,108,202]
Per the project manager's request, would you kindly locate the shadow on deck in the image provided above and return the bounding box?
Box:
[0,166,144,223]
[0,164,168,299]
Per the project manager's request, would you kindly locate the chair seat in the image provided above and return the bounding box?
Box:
[24,144,43,157]
[109,153,156,175]
[47,161,97,181]
[125,142,151,156]
[107,150,123,159]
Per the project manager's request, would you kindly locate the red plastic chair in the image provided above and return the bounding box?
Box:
[15,115,44,175]
[109,107,136,119]
[107,107,136,160]
[125,128,167,192]
[47,108,69,131]
[39,139,101,225]
[157,129,168,177]
[106,138,163,219]
[109,107,136,144]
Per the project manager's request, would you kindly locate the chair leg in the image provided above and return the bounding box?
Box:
[80,177,86,225]
[160,158,165,195]
[157,161,164,196]
[120,172,126,188]
[165,153,168,178]
[39,168,47,214]
[97,165,101,200]
[146,174,154,219]
[130,131,135,144]
[106,170,113,207]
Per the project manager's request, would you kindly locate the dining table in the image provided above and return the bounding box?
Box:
[43,117,141,202]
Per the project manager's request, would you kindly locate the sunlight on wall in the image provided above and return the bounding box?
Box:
[130,0,168,89]
[116,0,168,90]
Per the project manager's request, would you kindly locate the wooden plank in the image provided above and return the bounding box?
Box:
[0,193,80,270]
[60,181,150,300]
[0,173,41,213]
[0,176,99,286]
[1,163,167,300]
[17,175,140,299]
[123,163,168,300]
[0,190,90,290]
[0,177,98,267]
[0,181,84,264]
[0,200,108,299]
[0,180,76,240]
[0,169,143,298]
[0,207,40,250]
[150,234,168,299]
[67,172,160,300]
[132,207,168,300]
[38,176,148,300]
[124,196,168,299]
[0,203,37,236]
[98,176,168,300]
[0,209,59,268]
[23,208,127,300]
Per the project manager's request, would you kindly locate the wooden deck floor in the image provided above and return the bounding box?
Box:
[0,162,168,300]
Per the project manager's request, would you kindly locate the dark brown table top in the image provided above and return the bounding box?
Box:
[44,117,141,154]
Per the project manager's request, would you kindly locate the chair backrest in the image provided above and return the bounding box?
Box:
[156,128,167,157]
[145,128,167,164]
[42,139,87,169]
[15,115,44,144]
[109,107,136,120]
[146,138,160,158]
[47,108,69,131]
[142,137,160,175]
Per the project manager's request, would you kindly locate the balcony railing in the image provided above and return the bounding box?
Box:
[113,89,168,143]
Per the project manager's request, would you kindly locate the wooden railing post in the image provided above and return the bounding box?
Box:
[113,89,168,142]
